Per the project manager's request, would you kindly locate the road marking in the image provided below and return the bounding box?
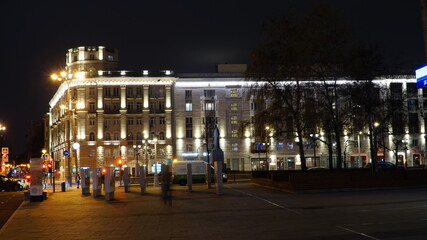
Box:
[336,225,380,240]
[225,185,300,214]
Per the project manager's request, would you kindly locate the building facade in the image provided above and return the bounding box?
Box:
[47,46,423,181]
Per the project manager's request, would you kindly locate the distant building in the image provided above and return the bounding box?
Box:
[46,46,421,179]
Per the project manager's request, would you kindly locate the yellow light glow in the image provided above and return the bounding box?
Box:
[76,103,85,109]
[51,74,58,80]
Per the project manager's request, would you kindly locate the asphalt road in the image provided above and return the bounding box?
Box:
[0,191,23,229]
[228,183,427,239]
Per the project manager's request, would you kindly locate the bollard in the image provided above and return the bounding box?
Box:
[206,163,212,189]
[214,161,223,195]
[104,167,115,201]
[139,166,146,194]
[61,182,66,192]
[187,163,192,192]
[123,167,130,192]
[92,168,102,197]
[80,168,91,195]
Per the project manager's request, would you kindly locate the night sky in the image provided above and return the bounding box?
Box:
[0,0,423,156]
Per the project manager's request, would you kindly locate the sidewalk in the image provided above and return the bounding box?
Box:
[0,182,278,240]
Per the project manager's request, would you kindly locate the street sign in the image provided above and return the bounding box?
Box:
[416,64,427,88]
[42,154,49,160]
[2,147,8,155]
[2,154,8,162]
[63,150,70,156]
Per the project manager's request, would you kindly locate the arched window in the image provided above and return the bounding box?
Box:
[136,132,142,140]
[159,132,165,140]
[113,132,119,140]
[105,132,111,141]
[89,132,95,141]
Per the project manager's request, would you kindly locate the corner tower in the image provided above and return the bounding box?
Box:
[66,46,119,77]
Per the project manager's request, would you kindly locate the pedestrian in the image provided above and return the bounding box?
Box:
[160,164,172,206]
[76,174,81,189]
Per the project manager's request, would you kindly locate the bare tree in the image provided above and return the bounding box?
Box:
[245,3,352,170]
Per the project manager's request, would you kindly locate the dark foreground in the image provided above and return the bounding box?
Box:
[1,182,427,239]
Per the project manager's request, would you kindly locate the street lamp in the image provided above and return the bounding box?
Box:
[72,142,80,184]
[152,137,159,187]
[357,132,362,167]
[310,134,319,167]
[133,144,141,176]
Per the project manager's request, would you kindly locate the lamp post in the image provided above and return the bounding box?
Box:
[133,144,141,176]
[0,124,6,174]
[72,142,80,184]
[152,137,159,187]
[310,134,319,167]
[357,132,362,167]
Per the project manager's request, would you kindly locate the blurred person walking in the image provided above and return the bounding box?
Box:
[160,164,172,206]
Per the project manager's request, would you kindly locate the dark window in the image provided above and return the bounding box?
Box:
[204,90,215,97]
[409,113,420,134]
[407,83,417,97]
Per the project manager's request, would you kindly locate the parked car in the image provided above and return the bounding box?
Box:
[364,162,403,170]
[0,175,24,192]
[307,167,328,171]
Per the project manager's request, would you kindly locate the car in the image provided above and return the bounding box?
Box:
[0,175,24,192]
[364,162,403,170]
[307,167,328,171]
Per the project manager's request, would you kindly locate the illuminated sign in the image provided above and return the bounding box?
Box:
[182,152,198,157]
[416,64,427,88]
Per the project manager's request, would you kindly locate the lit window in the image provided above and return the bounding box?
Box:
[205,103,215,111]
[230,103,238,111]
[232,143,238,151]
[231,116,238,124]
[230,89,238,97]
[107,55,114,61]
[185,103,193,111]
[231,130,238,138]
[143,70,149,75]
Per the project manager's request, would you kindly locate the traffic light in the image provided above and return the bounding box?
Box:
[47,163,53,173]
[42,164,47,170]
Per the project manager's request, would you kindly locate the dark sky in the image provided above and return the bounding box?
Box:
[0,0,424,156]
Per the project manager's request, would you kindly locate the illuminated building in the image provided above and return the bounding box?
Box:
[47,46,421,175]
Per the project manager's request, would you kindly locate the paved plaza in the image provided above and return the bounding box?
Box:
[2,181,427,240]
